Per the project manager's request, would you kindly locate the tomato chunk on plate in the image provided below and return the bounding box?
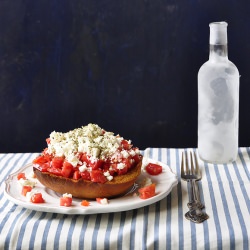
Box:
[60,197,72,207]
[81,200,90,207]
[138,183,156,199]
[17,172,26,180]
[145,163,163,175]
[22,186,33,196]
[30,193,45,203]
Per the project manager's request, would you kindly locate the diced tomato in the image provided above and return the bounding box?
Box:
[80,153,89,164]
[88,159,104,170]
[81,170,91,180]
[61,161,73,178]
[51,157,64,168]
[30,193,45,203]
[90,170,107,183]
[113,158,130,175]
[42,151,53,162]
[33,155,48,165]
[22,186,33,196]
[73,170,81,180]
[117,166,128,175]
[34,162,50,172]
[123,157,132,168]
[103,163,115,176]
[47,167,62,176]
[145,163,163,175]
[60,197,72,207]
[96,198,102,203]
[132,153,142,163]
[81,200,90,206]
[121,140,132,150]
[138,184,156,199]
[80,153,103,170]
[17,172,26,180]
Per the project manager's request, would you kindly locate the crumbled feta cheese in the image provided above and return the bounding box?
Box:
[107,176,113,181]
[141,177,152,187]
[27,171,36,179]
[79,162,88,172]
[103,171,114,181]
[91,147,100,158]
[46,123,132,167]
[117,163,126,170]
[99,198,109,205]
[103,171,110,177]
[135,148,140,154]
[129,150,136,156]
[121,150,130,158]
[18,178,37,188]
[63,193,72,198]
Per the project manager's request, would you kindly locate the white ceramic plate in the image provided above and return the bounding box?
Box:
[4,158,178,214]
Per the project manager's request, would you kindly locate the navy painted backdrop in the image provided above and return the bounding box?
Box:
[0,0,250,152]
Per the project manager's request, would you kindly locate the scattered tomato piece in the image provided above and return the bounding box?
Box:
[32,155,48,165]
[138,183,156,199]
[17,172,26,180]
[22,186,33,196]
[60,196,72,207]
[30,193,45,203]
[81,200,90,207]
[145,163,163,175]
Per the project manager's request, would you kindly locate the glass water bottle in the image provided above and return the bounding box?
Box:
[198,22,239,163]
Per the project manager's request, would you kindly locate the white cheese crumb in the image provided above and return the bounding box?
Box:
[27,171,36,179]
[141,177,152,187]
[117,163,126,170]
[107,176,113,181]
[121,150,130,158]
[79,162,88,172]
[104,171,114,181]
[103,171,110,177]
[63,193,72,198]
[18,178,37,188]
[129,150,136,156]
[135,148,140,154]
[99,198,109,205]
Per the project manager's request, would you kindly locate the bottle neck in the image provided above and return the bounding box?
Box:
[209,44,228,62]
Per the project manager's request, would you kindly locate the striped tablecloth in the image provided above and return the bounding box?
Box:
[0,148,249,250]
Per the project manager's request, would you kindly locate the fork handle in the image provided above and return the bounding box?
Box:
[187,180,204,209]
[187,180,195,204]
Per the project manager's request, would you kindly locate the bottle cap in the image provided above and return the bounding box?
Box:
[209,21,228,45]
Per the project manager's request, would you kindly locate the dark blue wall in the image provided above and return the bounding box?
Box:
[1,0,250,152]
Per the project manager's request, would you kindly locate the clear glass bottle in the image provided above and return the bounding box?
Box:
[198,22,239,163]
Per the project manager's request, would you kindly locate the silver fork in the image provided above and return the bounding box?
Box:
[181,150,209,223]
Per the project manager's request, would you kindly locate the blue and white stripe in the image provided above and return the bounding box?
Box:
[0,149,249,250]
